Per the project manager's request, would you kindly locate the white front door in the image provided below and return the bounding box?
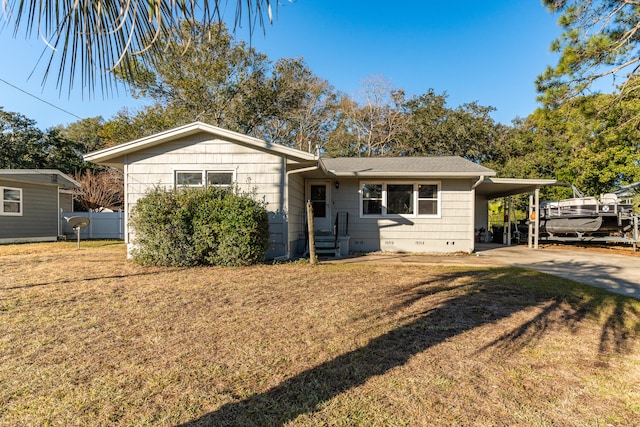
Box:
[307,181,331,231]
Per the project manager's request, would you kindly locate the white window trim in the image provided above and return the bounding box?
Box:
[206,170,236,188]
[175,170,204,188]
[359,181,441,219]
[1,186,23,216]
[174,170,237,189]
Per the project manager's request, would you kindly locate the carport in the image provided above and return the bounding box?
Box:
[474,177,558,250]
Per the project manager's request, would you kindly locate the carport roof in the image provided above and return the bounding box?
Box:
[475,177,559,199]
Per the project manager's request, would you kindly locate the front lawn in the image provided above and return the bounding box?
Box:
[1,241,638,426]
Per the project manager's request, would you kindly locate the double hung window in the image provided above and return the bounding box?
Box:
[1,187,22,215]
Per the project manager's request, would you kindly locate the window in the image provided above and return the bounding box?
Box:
[175,170,235,189]
[387,184,413,215]
[176,171,204,187]
[309,184,327,218]
[360,182,440,217]
[361,183,382,215]
[206,171,233,187]
[418,184,438,215]
[1,187,22,216]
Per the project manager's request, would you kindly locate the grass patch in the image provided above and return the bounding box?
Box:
[1,241,639,426]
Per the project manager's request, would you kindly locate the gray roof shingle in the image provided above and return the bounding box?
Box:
[320,156,495,177]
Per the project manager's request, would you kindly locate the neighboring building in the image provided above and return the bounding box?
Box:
[0,170,80,244]
[84,122,554,259]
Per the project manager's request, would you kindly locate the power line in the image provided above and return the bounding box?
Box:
[0,77,83,120]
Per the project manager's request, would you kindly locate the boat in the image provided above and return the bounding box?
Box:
[538,187,635,237]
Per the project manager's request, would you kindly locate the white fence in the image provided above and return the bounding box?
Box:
[60,211,125,240]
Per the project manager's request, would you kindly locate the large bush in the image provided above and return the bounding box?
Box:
[130,186,269,266]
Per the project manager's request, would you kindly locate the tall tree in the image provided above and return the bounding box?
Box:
[538,0,640,106]
[1,0,274,94]
[327,76,406,157]
[398,91,499,163]
[111,21,338,149]
[252,57,339,152]
[0,107,85,173]
[326,81,499,161]
[489,94,640,197]
[57,116,106,153]
[122,21,270,132]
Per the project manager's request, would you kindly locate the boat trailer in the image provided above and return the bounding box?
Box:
[501,187,639,252]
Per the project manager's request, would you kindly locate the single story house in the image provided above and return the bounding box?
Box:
[84,122,555,258]
[0,169,80,244]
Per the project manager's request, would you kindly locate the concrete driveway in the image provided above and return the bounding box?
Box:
[329,245,640,299]
[475,244,640,299]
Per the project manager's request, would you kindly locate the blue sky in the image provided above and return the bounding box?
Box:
[0,1,561,130]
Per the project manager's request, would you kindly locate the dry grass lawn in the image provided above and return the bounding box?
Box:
[1,241,639,426]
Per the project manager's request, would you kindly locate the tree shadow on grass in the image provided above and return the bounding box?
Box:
[179,267,640,427]
[2,271,163,290]
[479,269,640,357]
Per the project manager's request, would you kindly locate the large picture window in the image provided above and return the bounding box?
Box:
[360,182,440,217]
[1,187,22,216]
[387,184,413,215]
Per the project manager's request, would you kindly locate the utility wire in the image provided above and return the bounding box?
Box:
[0,77,83,120]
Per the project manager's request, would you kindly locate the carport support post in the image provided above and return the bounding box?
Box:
[504,196,512,246]
[534,188,540,250]
[528,193,534,249]
[503,197,507,245]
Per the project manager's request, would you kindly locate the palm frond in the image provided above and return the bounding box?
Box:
[1,0,273,96]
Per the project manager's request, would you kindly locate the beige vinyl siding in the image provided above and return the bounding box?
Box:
[287,173,306,257]
[0,180,58,242]
[331,178,474,253]
[123,132,288,258]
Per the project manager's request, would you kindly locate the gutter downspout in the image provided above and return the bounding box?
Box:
[472,175,485,190]
[470,175,485,253]
[280,165,320,260]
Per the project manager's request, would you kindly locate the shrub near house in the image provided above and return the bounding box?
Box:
[130,186,269,267]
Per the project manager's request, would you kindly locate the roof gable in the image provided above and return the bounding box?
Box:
[320,156,495,178]
[84,122,317,168]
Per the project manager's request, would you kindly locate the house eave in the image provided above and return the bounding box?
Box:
[0,169,80,189]
[323,171,498,178]
[84,122,317,166]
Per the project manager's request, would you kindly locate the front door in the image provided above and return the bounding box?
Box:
[307,181,331,231]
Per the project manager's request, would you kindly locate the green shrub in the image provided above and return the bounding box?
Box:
[130,186,269,267]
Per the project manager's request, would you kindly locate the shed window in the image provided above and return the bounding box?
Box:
[360,182,440,218]
[1,187,22,216]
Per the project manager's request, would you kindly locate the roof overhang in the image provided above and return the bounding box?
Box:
[323,170,496,178]
[84,122,318,168]
[475,177,559,199]
[319,157,496,178]
[0,169,80,189]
